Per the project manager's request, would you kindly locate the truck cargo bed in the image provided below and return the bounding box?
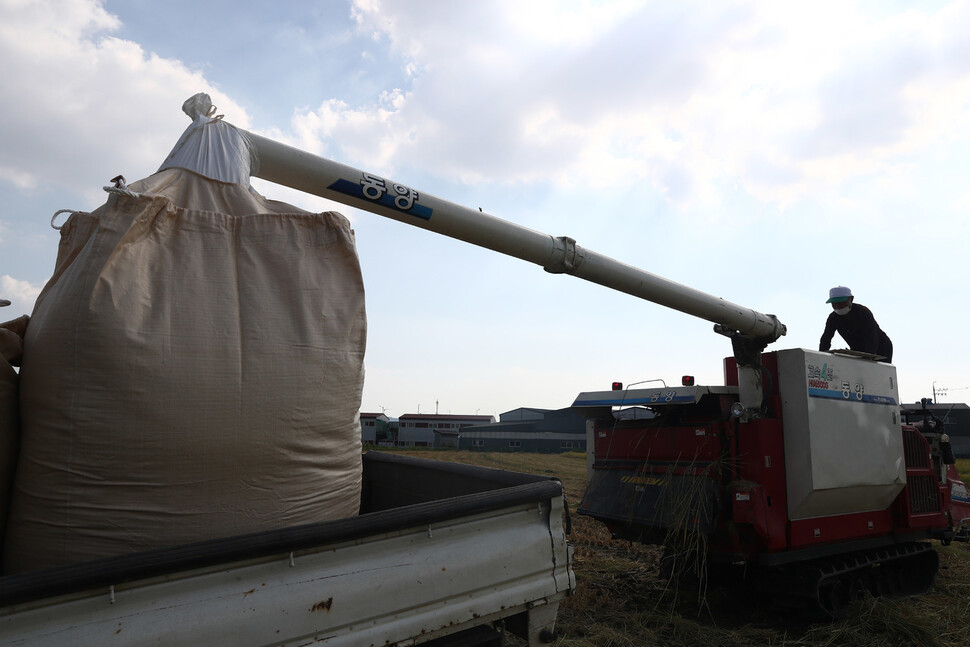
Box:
[0,452,574,646]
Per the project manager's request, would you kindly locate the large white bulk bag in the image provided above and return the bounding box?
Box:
[3,168,366,572]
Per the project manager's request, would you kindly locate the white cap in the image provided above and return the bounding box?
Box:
[826,286,852,303]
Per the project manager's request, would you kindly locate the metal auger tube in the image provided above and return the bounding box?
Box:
[245,130,786,344]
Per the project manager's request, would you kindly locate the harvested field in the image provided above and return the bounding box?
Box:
[382,449,970,647]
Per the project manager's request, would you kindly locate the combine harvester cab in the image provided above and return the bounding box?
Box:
[574,349,969,615]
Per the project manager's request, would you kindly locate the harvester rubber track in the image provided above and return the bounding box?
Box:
[757,542,939,617]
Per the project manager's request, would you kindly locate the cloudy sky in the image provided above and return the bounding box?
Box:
[1,0,968,417]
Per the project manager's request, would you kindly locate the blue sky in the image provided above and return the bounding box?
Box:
[2,0,969,416]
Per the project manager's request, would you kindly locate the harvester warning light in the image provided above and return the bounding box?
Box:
[682,376,695,386]
[612,382,623,391]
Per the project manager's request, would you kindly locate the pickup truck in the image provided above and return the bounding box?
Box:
[0,451,574,646]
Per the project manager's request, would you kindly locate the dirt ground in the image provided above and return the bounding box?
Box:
[383,449,970,647]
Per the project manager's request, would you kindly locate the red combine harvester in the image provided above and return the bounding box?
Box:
[574,351,970,614]
[234,122,967,615]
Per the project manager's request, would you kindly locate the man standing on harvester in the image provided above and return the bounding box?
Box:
[819,285,893,362]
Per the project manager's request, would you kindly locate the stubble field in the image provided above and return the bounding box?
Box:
[384,449,970,647]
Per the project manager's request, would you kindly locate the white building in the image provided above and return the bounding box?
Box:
[360,412,390,445]
[396,413,496,447]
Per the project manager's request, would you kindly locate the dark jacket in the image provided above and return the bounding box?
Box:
[819,303,893,361]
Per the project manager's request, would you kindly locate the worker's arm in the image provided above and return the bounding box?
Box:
[1,315,29,366]
[854,306,881,354]
[818,313,836,352]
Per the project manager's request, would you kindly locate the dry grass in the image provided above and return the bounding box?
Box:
[385,449,970,647]
[952,458,970,486]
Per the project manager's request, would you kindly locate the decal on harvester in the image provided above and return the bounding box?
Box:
[328,173,434,220]
[620,476,664,486]
[952,481,970,503]
[808,363,835,383]
[575,392,698,406]
[804,362,897,405]
[807,383,896,405]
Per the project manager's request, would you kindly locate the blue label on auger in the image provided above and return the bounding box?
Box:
[329,175,433,221]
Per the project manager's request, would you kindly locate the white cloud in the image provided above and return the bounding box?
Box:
[0,0,251,202]
[0,274,42,318]
[284,90,412,173]
[283,0,970,218]
[0,166,37,190]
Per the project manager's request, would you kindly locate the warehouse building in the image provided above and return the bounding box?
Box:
[396,413,496,447]
[459,407,586,453]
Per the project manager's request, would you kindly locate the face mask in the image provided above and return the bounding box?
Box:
[834,305,851,316]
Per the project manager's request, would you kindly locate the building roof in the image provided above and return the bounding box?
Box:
[398,413,496,422]
[461,428,583,441]
[902,401,969,408]
[499,407,552,421]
